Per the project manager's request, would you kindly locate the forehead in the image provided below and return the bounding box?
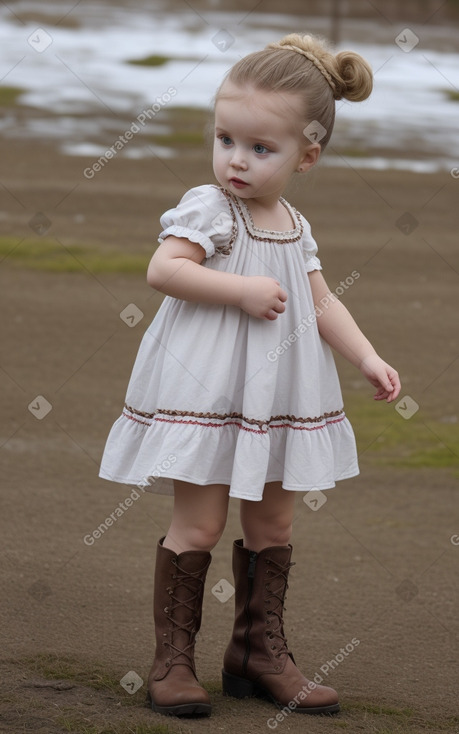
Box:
[215,81,303,137]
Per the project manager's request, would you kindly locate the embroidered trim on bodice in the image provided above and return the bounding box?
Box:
[218,186,303,244]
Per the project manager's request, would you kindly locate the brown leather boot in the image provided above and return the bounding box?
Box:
[147,537,212,716]
[222,539,339,715]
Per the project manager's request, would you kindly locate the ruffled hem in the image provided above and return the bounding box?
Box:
[304,254,322,272]
[99,409,359,501]
[158,225,215,258]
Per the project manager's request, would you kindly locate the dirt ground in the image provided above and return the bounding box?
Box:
[1,129,459,734]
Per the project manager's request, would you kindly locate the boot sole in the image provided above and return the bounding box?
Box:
[150,699,211,717]
[222,669,340,716]
[147,691,211,717]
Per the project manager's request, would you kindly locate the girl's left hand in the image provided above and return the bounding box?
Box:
[359,354,401,403]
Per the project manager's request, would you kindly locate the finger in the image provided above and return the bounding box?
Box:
[373,382,391,399]
[387,369,400,388]
[278,288,288,302]
[383,372,401,402]
[264,309,278,321]
[378,372,396,395]
[386,385,401,403]
[375,382,400,403]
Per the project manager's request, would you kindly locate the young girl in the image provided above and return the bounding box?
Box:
[100,33,400,717]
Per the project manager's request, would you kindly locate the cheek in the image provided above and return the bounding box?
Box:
[213,143,227,163]
[212,147,219,173]
[212,144,222,167]
[212,146,227,181]
[259,158,279,178]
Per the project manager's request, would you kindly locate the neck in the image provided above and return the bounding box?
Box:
[239,196,294,232]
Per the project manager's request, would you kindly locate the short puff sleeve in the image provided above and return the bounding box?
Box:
[158,184,235,259]
[300,215,322,272]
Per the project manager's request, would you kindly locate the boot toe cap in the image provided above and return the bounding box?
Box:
[148,664,211,709]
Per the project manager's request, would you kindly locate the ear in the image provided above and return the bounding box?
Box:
[296,143,321,173]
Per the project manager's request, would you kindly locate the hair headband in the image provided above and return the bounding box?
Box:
[269,42,337,96]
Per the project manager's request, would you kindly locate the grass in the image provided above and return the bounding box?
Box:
[346,394,459,471]
[10,11,80,28]
[10,654,459,732]
[444,89,459,101]
[0,86,25,105]
[165,106,212,123]
[126,55,204,68]
[342,701,459,732]
[10,653,177,733]
[18,652,150,711]
[20,652,127,695]
[126,55,171,67]
[337,147,369,158]
[199,679,222,695]
[148,106,212,149]
[344,700,414,717]
[57,715,173,734]
[0,237,149,274]
[15,653,181,732]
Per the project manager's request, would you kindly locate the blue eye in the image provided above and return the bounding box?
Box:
[254,143,269,154]
[220,135,232,146]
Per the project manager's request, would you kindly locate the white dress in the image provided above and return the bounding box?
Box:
[99,184,359,500]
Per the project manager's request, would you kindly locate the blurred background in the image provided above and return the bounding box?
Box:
[1,0,459,170]
[1,4,459,733]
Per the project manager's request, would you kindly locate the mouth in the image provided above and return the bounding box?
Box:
[229,177,248,188]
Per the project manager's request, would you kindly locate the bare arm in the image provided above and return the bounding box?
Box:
[147,236,288,320]
[308,269,401,402]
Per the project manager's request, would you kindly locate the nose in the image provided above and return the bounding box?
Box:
[229,148,248,171]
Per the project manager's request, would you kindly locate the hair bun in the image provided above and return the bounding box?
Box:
[335,50,373,102]
[269,33,373,102]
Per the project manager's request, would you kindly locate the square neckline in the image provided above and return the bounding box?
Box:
[219,187,303,243]
[239,196,298,234]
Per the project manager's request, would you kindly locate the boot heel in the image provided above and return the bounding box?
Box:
[222,669,255,699]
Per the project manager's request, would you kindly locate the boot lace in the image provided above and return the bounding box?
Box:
[264,557,296,661]
[163,558,206,668]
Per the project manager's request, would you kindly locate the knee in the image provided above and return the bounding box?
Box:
[171,517,226,552]
[241,511,292,548]
[261,520,292,547]
[188,520,225,551]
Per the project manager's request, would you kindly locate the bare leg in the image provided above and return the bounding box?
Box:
[163,479,230,554]
[240,480,296,551]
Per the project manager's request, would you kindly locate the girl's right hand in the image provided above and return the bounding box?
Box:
[239,276,288,320]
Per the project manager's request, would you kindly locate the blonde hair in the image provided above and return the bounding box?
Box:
[216,33,373,150]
